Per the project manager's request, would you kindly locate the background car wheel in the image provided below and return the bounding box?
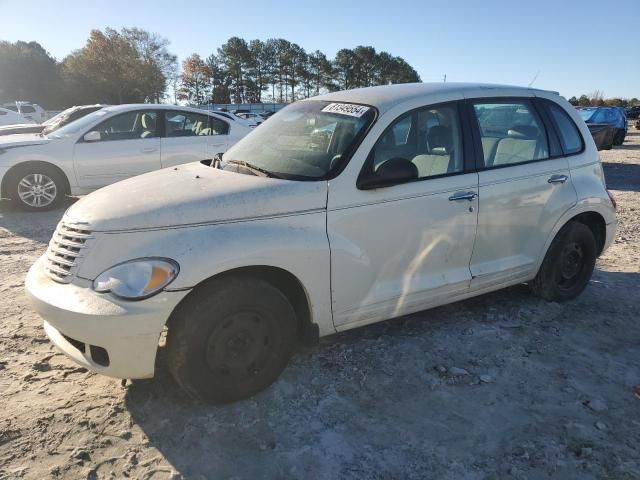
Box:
[8,164,66,211]
[530,221,597,302]
[166,275,298,403]
[613,130,625,145]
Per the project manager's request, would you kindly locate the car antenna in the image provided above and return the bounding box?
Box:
[528,70,540,87]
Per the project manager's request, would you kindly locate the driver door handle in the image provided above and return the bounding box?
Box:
[448,191,477,201]
[141,147,158,153]
[548,174,568,184]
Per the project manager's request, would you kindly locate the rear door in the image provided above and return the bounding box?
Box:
[467,98,577,289]
[73,109,161,189]
[161,110,230,168]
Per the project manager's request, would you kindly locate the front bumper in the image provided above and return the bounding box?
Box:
[25,255,190,379]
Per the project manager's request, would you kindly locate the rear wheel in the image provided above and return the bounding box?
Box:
[530,222,597,302]
[613,130,625,145]
[7,164,66,211]
[166,276,298,403]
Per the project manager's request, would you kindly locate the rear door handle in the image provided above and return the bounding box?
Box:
[548,174,568,184]
[448,191,477,201]
[141,147,158,153]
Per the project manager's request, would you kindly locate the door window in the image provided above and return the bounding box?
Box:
[91,111,158,141]
[20,105,36,113]
[165,111,211,137]
[370,103,464,179]
[473,101,549,167]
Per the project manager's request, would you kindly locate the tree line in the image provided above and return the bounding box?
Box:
[0,29,421,109]
[178,38,421,105]
[568,91,639,107]
[0,28,177,108]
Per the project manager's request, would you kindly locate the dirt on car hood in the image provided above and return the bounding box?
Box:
[64,162,328,232]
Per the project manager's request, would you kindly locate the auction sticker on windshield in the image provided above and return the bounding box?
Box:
[321,103,370,118]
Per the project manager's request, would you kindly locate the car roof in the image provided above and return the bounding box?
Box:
[311,82,554,114]
[100,103,231,118]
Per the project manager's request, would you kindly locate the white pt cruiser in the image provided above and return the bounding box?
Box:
[26,83,617,403]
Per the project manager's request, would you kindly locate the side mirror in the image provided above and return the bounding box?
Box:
[357,157,418,190]
[83,131,101,142]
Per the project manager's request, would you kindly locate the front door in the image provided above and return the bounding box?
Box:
[328,102,479,329]
[73,109,161,189]
[467,99,578,289]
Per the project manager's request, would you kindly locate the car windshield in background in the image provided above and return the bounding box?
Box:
[221,101,376,180]
[47,109,109,138]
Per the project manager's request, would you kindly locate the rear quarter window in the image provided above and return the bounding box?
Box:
[546,102,584,155]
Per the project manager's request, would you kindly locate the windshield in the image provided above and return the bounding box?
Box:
[43,108,72,126]
[221,100,376,180]
[47,109,110,138]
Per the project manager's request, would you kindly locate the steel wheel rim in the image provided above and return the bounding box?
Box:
[558,241,585,289]
[17,173,57,208]
[205,311,275,382]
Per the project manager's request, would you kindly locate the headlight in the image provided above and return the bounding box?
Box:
[93,258,179,300]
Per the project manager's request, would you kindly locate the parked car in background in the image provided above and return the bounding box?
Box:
[25,83,617,403]
[0,105,105,136]
[579,106,627,146]
[0,104,251,210]
[624,105,640,119]
[0,107,34,126]
[3,102,47,123]
[235,112,265,125]
[211,109,260,128]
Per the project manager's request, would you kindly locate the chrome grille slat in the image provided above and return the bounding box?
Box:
[46,252,77,267]
[44,222,92,283]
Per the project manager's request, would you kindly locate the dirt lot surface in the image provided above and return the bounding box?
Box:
[1,132,639,480]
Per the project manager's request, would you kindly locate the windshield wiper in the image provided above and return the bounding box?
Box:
[225,160,282,178]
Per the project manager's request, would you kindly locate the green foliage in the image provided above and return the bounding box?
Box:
[0,41,64,107]
[0,28,176,107]
[181,38,422,105]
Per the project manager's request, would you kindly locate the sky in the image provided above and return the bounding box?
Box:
[1,0,638,99]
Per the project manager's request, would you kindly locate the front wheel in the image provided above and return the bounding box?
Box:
[166,276,298,403]
[530,222,597,302]
[8,165,66,211]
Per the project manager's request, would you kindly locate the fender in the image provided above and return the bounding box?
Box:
[534,196,615,275]
[74,211,336,337]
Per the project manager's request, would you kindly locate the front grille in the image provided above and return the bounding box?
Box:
[44,223,93,283]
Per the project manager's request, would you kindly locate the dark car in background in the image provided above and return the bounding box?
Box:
[625,105,640,119]
[0,104,105,136]
[579,106,627,148]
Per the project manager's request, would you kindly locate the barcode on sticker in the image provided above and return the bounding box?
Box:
[321,103,370,118]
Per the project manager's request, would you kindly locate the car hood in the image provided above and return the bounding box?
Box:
[64,162,328,232]
[0,133,50,149]
[0,123,39,131]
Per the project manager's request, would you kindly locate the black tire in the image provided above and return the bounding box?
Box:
[7,164,66,211]
[530,221,597,302]
[613,130,625,146]
[166,275,298,403]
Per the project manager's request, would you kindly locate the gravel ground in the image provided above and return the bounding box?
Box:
[1,131,639,480]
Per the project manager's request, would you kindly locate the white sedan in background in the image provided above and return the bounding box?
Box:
[0,104,251,210]
[0,107,34,126]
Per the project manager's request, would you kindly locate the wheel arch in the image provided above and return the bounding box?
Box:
[537,208,608,278]
[167,265,319,344]
[1,160,71,199]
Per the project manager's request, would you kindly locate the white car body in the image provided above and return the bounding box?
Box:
[0,107,34,126]
[0,104,251,201]
[26,83,617,382]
